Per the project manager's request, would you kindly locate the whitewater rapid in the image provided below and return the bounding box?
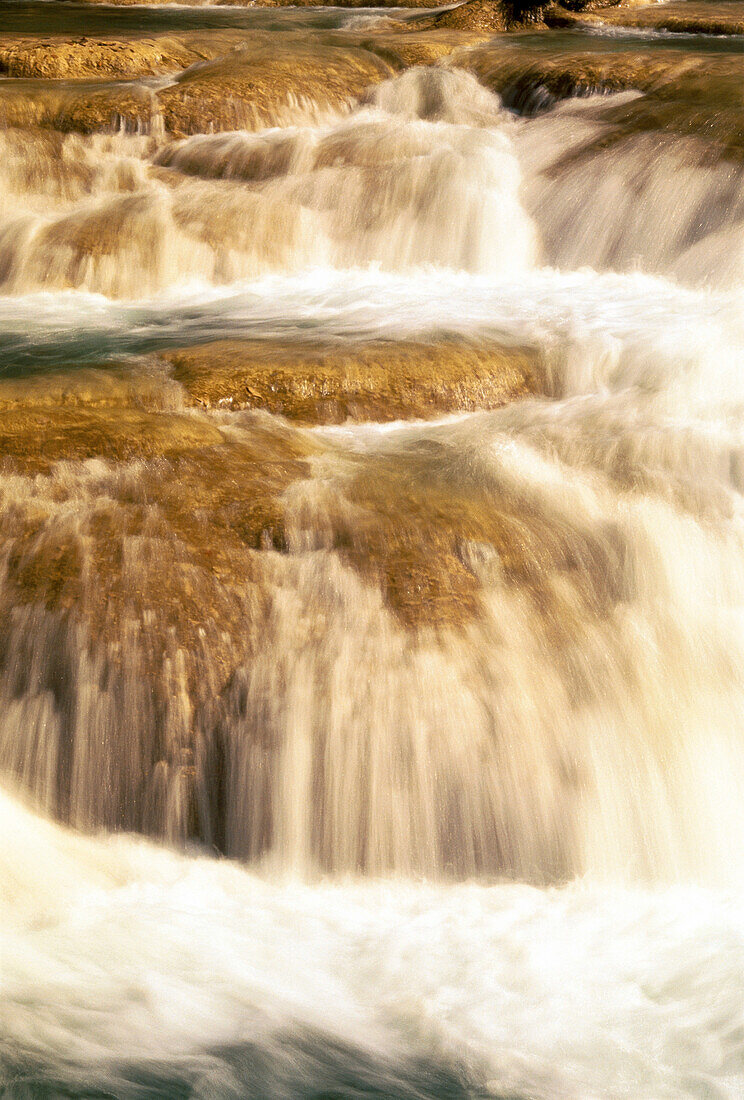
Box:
[0,265,739,370]
[4,785,744,1100]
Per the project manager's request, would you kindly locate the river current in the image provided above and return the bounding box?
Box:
[2,4,744,1097]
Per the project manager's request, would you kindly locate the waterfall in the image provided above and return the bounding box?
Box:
[2,9,744,1097]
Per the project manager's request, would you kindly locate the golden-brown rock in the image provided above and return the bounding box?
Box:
[157,40,392,135]
[0,35,392,135]
[0,80,154,133]
[0,31,248,80]
[0,339,541,638]
[163,338,539,423]
[350,29,491,70]
[558,0,744,35]
[450,41,744,161]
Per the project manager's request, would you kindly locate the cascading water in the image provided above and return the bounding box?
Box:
[2,13,744,1099]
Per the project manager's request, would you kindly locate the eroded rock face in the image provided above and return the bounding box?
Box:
[0,342,540,627]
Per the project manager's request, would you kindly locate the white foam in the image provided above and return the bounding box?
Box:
[3,787,744,1098]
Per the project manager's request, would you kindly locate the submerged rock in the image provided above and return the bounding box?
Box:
[0,366,222,474]
[0,80,156,133]
[0,338,540,649]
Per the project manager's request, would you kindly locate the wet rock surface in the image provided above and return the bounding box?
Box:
[0,348,550,844]
[0,30,488,136]
[559,0,744,35]
[163,338,538,422]
[451,38,744,160]
[0,31,249,79]
[0,340,540,634]
[157,38,393,136]
[413,0,549,33]
[0,34,396,134]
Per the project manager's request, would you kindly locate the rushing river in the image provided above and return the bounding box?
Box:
[2,3,744,1097]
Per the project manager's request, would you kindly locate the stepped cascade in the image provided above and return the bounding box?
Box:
[2,3,744,1096]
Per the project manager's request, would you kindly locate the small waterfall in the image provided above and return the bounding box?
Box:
[0,72,535,297]
[0,66,744,885]
[518,96,744,288]
[1,283,744,884]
